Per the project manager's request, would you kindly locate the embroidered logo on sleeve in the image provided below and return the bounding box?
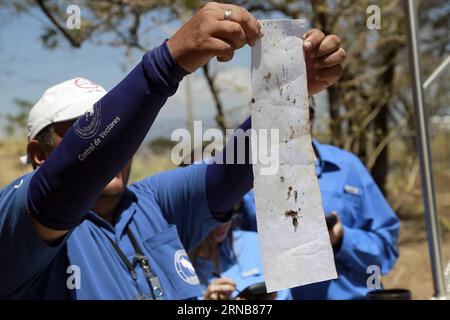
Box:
[174,250,200,285]
[74,102,102,139]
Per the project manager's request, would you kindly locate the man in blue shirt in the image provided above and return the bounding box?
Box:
[0,2,346,299]
[239,107,400,299]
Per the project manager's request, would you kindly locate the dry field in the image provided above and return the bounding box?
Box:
[1,135,449,300]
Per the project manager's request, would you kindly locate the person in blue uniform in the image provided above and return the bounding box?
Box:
[189,215,292,300]
[0,2,346,300]
[239,106,400,300]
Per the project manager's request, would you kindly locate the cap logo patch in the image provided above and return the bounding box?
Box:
[74,78,100,89]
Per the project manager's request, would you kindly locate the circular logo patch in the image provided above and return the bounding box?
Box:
[174,250,200,285]
[74,102,102,139]
[74,78,100,89]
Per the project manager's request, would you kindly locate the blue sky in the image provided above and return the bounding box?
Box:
[0,6,259,139]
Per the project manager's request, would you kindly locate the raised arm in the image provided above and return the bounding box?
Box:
[0,3,263,297]
[28,3,263,241]
[29,41,185,233]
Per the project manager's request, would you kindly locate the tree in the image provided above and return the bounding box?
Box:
[2,99,33,136]
[2,0,449,194]
[242,0,449,194]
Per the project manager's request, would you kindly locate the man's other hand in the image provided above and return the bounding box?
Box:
[304,29,346,96]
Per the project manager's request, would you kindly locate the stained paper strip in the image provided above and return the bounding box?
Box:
[251,19,337,292]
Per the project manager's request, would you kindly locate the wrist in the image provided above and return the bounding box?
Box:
[166,38,185,72]
[142,41,189,97]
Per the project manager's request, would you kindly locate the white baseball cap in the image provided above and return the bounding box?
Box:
[21,77,107,164]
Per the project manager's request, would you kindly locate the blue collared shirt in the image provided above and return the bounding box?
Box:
[239,140,400,300]
[194,230,292,300]
[0,164,219,299]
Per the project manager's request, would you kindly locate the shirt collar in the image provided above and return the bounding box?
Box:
[86,188,138,240]
[312,139,341,177]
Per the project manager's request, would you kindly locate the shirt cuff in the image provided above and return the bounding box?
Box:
[142,41,189,97]
[333,225,356,266]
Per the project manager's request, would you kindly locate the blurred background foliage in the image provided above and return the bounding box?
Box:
[0,0,449,298]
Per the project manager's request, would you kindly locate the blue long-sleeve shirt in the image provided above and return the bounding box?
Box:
[239,140,400,300]
[0,42,251,299]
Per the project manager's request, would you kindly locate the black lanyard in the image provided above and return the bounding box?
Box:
[105,227,164,300]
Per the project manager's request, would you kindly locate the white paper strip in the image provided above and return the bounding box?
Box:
[251,19,337,292]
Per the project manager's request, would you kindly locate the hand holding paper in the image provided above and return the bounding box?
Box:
[303,29,346,96]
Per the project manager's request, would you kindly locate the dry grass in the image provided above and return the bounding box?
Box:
[381,131,450,299]
[0,137,32,185]
[1,136,449,300]
[382,222,450,299]
[129,147,177,182]
[0,138,176,186]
